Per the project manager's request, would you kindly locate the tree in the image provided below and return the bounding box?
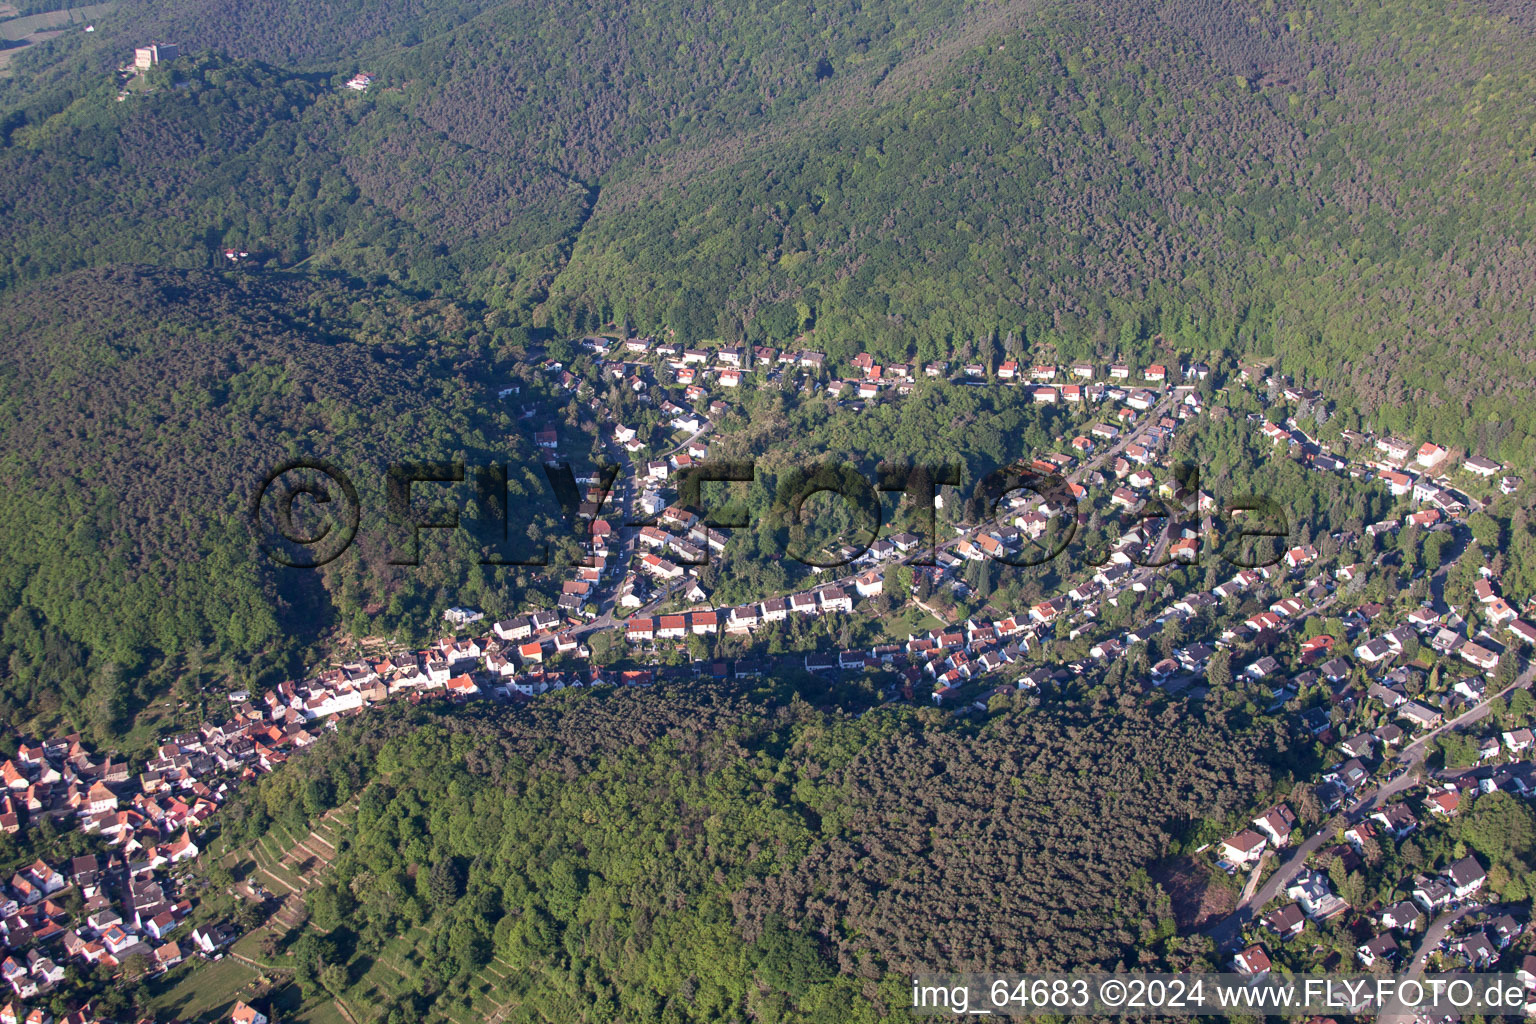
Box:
[428,858,464,907]
[1206,651,1233,690]
[303,776,335,816]
[307,882,353,930]
[118,953,151,983]
[1291,781,1322,828]
[1456,792,1536,868]
[752,915,832,997]
[1437,733,1478,770]
[321,962,350,997]
[1327,857,1365,908]
[236,899,266,932]
[1506,686,1534,725]
[544,859,583,923]
[208,861,235,892]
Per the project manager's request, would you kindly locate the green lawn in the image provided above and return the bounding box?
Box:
[0,2,114,40]
[880,604,944,641]
[146,955,262,1022]
[148,952,351,1024]
[291,998,350,1024]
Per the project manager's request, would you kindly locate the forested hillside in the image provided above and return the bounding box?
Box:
[547,0,1536,457]
[3,0,1535,451]
[0,54,590,296]
[221,684,1288,1023]
[2,0,1535,729]
[0,266,563,739]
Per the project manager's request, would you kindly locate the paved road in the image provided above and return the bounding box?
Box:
[568,420,715,631]
[573,389,1177,638]
[1207,663,1536,952]
[1406,904,1476,976]
[1376,901,1517,1024]
[1400,664,1536,762]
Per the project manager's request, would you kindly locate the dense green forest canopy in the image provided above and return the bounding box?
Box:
[222,683,1288,1023]
[4,0,1534,455]
[2,0,1535,1018]
[1,0,1535,730]
[0,266,567,740]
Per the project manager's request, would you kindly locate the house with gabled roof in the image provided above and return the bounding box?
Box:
[1354,637,1394,664]
[1263,903,1305,940]
[231,1002,268,1024]
[1231,945,1271,977]
[1416,442,1448,468]
[1464,454,1500,477]
[817,587,852,614]
[1445,855,1486,897]
[1460,641,1499,671]
[1378,900,1422,933]
[1425,788,1460,816]
[1371,802,1417,840]
[1489,913,1523,948]
[1252,805,1296,847]
[1338,733,1375,760]
[1397,701,1442,730]
[1356,933,1398,967]
[1218,829,1266,868]
[22,862,62,896]
[1324,758,1368,792]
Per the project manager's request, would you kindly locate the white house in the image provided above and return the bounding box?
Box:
[1416,442,1448,469]
[231,1002,268,1024]
[1219,829,1266,868]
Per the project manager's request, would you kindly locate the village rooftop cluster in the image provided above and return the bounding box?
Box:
[2,331,1528,1023]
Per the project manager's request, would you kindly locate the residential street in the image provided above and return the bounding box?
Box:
[1207,664,1536,953]
[571,390,1175,638]
[1375,902,1518,1024]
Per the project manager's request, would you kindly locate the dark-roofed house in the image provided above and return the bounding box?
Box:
[1378,901,1422,933]
[1445,856,1486,897]
[1397,701,1442,729]
[1324,758,1368,792]
[1371,803,1418,840]
[1355,637,1394,663]
[1412,877,1454,912]
[1369,682,1407,708]
[1338,733,1375,759]
[1356,933,1398,967]
[1263,903,1305,941]
[1252,805,1297,847]
[1489,914,1523,948]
